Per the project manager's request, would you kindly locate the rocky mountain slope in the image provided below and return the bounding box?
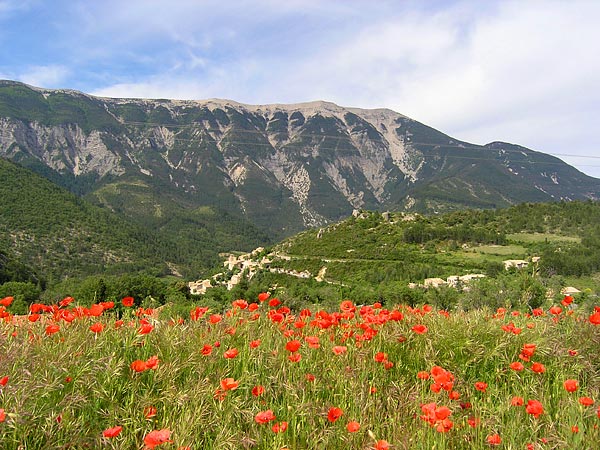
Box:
[1,80,599,237]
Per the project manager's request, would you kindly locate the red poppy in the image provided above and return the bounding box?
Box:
[268,298,281,307]
[340,300,356,313]
[474,381,488,392]
[525,399,544,418]
[285,340,301,352]
[571,425,579,433]
[131,360,147,373]
[374,439,390,449]
[589,311,600,325]
[45,324,60,335]
[220,378,239,391]
[252,385,265,397]
[305,336,320,348]
[467,416,479,428]
[250,340,261,348]
[258,292,270,302]
[201,344,213,356]
[332,346,347,355]
[0,376,8,386]
[144,405,157,419]
[102,426,123,438]
[272,421,288,433]
[209,314,222,324]
[143,429,171,448]
[549,305,562,315]
[564,379,578,392]
[327,406,343,423]
[232,299,248,309]
[288,353,301,363]
[248,302,259,311]
[346,421,360,432]
[412,324,428,334]
[568,349,578,356]
[531,362,546,374]
[88,303,105,317]
[255,410,276,424]
[28,313,40,322]
[417,371,430,380]
[145,356,159,370]
[511,396,524,406]
[0,296,13,307]
[89,323,104,333]
[122,297,134,307]
[223,348,239,359]
[0,409,5,422]
[138,323,154,335]
[305,373,316,382]
[486,434,501,445]
[578,396,594,406]
[509,362,524,371]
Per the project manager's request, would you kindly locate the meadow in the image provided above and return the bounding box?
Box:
[0,293,599,449]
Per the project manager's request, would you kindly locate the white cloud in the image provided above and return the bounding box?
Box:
[17,65,71,88]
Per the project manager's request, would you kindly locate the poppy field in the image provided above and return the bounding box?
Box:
[0,293,599,449]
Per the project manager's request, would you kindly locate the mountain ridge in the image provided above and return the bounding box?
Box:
[1,79,599,239]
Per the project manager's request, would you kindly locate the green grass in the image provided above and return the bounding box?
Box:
[507,233,581,244]
[0,293,599,449]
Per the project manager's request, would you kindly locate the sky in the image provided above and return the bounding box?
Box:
[1,0,599,178]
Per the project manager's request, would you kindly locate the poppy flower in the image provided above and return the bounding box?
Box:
[220,378,239,391]
[332,346,347,355]
[131,359,147,372]
[252,385,265,397]
[474,382,488,393]
[272,421,288,433]
[268,298,281,307]
[143,429,171,448]
[589,311,600,325]
[412,324,428,334]
[564,379,578,392]
[305,373,316,382]
[201,344,213,356]
[511,396,524,406]
[0,296,13,307]
[305,336,320,348]
[486,434,501,445]
[285,340,301,353]
[417,371,430,380]
[145,356,159,370]
[549,305,562,315]
[144,405,157,419]
[0,376,8,386]
[327,406,343,423]
[374,439,390,450]
[467,416,479,428]
[346,421,360,432]
[578,396,594,406]
[288,353,302,363]
[571,425,579,433]
[255,410,276,424]
[138,323,154,335]
[525,399,544,418]
[0,409,5,422]
[122,296,134,307]
[28,313,40,322]
[250,340,261,348]
[232,299,248,309]
[258,292,270,302]
[509,362,524,371]
[114,319,124,328]
[89,323,104,333]
[531,362,546,374]
[103,426,123,438]
[223,348,239,359]
[88,304,105,317]
[340,300,356,313]
[45,324,60,335]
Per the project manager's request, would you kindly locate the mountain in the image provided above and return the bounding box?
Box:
[0,157,269,282]
[1,80,599,239]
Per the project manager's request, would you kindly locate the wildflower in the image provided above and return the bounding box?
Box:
[252,385,265,397]
[327,406,343,423]
[467,416,480,428]
[102,426,123,438]
[232,299,248,309]
[374,440,390,450]
[525,399,544,418]
[45,324,60,335]
[578,396,594,406]
[88,303,104,317]
[412,324,427,334]
[346,421,360,432]
[138,322,154,335]
[564,379,579,392]
[568,349,578,356]
[486,434,501,445]
[144,405,157,419]
[340,300,356,313]
[589,311,600,325]
[255,410,276,424]
[0,409,5,422]
[305,336,320,348]
[114,320,124,328]
[417,371,430,380]
[220,378,239,391]
[258,292,270,302]
[509,362,524,371]
[332,346,347,355]
[511,396,524,406]
[143,429,171,449]
[122,296,134,307]
[201,344,213,356]
[571,425,579,433]
[474,381,488,393]
[305,373,316,382]
[0,376,8,386]
[549,305,562,315]
[269,298,281,307]
[208,314,222,324]
[285,340,301,352]
[223,348,239,359]
[531,362,545,373]
[89,323,104,333]
[272,421,288,433]
[131,360,147,373]
[374,352,388,363]
[0,296,13,307]
[250,340,261,348]
[288,353,301,363]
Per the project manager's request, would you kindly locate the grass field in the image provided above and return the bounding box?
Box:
[0,294,599,449]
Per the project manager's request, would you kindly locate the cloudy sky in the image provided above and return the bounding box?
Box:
[1,0,599,177]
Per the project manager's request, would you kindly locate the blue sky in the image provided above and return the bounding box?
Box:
[1,0,599,177]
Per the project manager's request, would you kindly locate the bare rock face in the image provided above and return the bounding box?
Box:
[1,80,599,237]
